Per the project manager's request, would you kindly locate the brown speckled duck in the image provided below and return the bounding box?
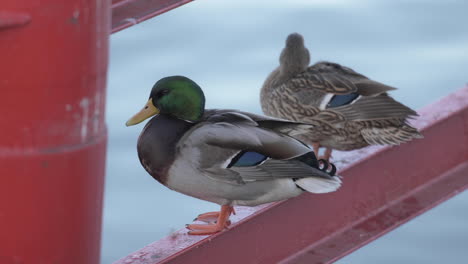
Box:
[126,76,341,235]
[260,33,423,160]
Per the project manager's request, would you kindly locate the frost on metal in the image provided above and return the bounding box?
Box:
[115,205,268,264]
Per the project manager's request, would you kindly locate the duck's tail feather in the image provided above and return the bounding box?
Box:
[295,176,342,193]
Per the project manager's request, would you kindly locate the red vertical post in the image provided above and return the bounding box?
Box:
[0,0,109,263]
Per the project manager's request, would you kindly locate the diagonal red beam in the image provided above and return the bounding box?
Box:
[111,0,193,33]
[114,86,468,264]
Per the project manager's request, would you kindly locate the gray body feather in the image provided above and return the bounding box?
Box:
[138,109,341,206]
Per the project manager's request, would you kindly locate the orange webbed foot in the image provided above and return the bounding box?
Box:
[193,211,219,223]
[194,207,236,223]
[187,205,235,235]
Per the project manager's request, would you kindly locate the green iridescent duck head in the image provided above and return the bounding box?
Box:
[126,76,206,126]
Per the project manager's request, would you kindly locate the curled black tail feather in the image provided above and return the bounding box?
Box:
[318,159,337,176]
[294,152,338,177]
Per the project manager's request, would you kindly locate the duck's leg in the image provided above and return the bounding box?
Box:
[312,143,320,156]
[186,205,234,235]
[194,207,236,223]
[319,147,333,161]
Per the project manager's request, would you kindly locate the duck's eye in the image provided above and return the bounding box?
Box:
[156,89,170,98]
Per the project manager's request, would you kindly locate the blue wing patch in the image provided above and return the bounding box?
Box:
[228,151,268,168]
[326,93,359,108]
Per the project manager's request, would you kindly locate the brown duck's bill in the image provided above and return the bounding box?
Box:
[126,99,160,126]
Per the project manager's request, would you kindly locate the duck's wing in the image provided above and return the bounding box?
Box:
[230,158,341,194]
[330,93,419,121]
[183,110,338,187]
[203,109,317,137]
[307,61,397,96]
[200,110,311,159]
[361,122,423,145]
[284,61,396,106]
[234,110,341,143]
[287,62,417,122]
[282,61,364,96]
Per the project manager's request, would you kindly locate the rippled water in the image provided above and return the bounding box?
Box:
[102,0,468,263]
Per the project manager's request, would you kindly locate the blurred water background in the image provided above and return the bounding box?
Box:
[102,0,468,263]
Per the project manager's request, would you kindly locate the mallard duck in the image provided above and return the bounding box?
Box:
[260,33,423,160]
[126,76,341,235]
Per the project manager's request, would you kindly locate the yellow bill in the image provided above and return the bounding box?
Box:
[126,99,160,126]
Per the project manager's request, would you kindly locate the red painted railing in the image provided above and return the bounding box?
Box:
[111,0,193,33]
[1,1,109,263]
[113,85,468,264]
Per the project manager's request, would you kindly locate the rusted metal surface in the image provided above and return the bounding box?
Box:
[114,86,468,264]
[111,0,193,33]
[0,0,109,263]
